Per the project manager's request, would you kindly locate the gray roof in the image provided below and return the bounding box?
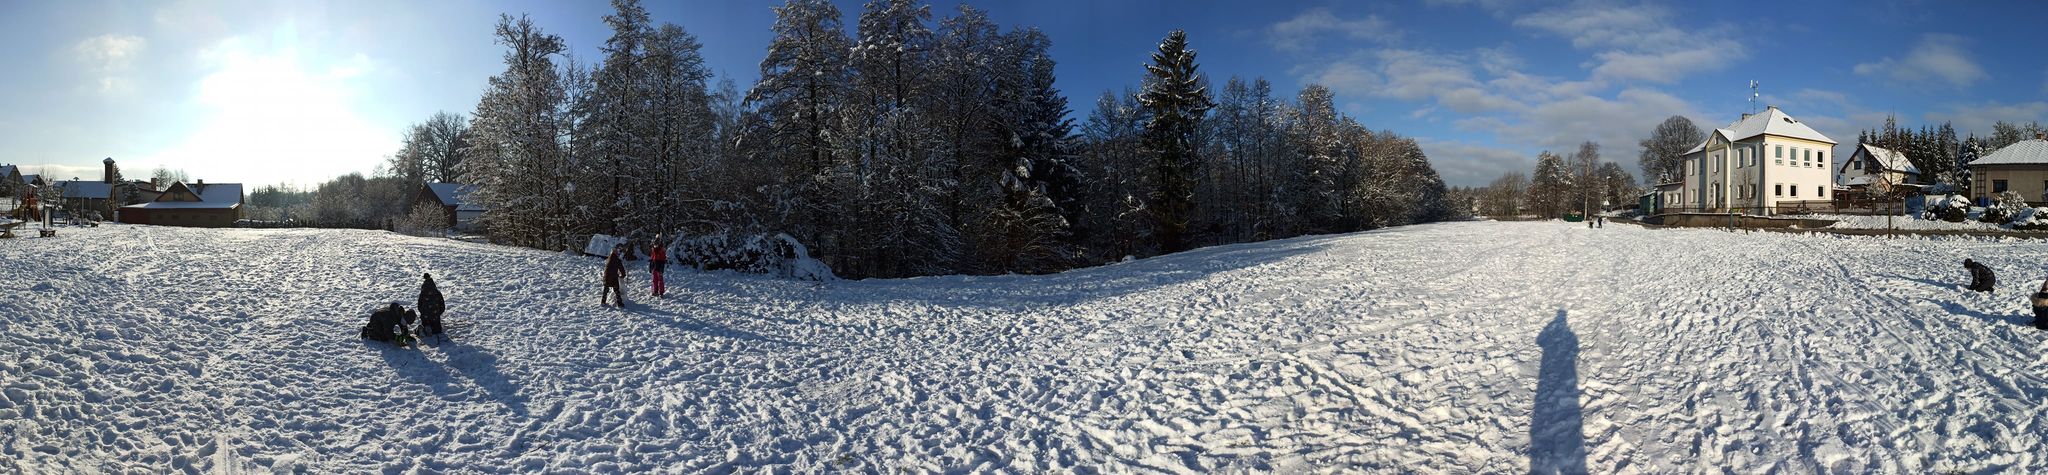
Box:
[425,182,482,211]
[1972,139,2048,166]
[50,180,113,199]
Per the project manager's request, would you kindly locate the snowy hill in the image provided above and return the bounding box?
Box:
[3,222,2045,472]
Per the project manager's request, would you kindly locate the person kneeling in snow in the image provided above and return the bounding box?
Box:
[1963,258,1996,292]
[360,302,418,346]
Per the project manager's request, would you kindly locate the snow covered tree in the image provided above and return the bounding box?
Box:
[1951,136,1982,196]
[1528,151,1571,218]
[1597,162,1639,210]
[1638,116,1703,183]
[1079,88,1151,259]
[1482,172,1528,217]
[1288,84,1343,232]
[463,14,575,250]
[1568,142,1602,213]
[1137,30,1213,254]
[745,0,853,267]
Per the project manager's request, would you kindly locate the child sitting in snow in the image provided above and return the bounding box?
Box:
[1964,259,1996,292]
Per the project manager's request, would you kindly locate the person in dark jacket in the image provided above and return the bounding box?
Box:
[1964,258,1995,292]
[602,245,627,307]
[361,302,415,346]
[417,273,446,337]
[2031,279,2048,330]
[649,235,669,297]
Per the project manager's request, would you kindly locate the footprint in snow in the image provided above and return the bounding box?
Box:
[30,283,55,292]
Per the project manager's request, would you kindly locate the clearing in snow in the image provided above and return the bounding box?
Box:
[2,221,2045,472]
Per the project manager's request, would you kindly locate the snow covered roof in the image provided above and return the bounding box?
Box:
[0,165,14,178]
[21,174,39,185]
[50,180,113,199]
[1852,144,1920,175]
[1686,107,1837,155]
[1721,106,1835,144]
[122,181,243,210]
[1971,139,2048,166]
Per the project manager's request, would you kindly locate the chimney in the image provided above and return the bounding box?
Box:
[1740,112,1752,120]
[102,157,115,184]
[1767,105,1778,111]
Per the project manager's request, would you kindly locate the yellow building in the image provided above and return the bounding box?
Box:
[1969,133,2048,205]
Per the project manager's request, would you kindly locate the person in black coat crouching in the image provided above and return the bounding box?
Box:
[417,273,446,337]
[1964,258,1995,292]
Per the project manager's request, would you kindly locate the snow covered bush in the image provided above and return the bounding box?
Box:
[671,232,836,281]
[1924,194,1970,222]
[1982,191,2029,225]
[2011,207,2048,231]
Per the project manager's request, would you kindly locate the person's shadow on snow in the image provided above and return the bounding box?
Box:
[1530,310,1588,475]
[368,339,528,417]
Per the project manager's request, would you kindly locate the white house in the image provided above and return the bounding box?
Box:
[1836,143,1919,192]
[1676,106,1837,214]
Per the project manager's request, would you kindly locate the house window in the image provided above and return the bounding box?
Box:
[1775,184,1783,196]
[1853,159,1862,170]
[1818,151,1825,163]
[1776,145,1783,158]
[1817,186,1825,198]
[1994,179,2008,193]
[1791,186,1798,197]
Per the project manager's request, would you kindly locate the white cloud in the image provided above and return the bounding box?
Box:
[1266,8,1401,52]
[1852,34,1986,89]
[1308,49,1524,115]
[73,34,147,95]
[1923,101,2048,138]
[1509,1,1746,84]
[1415,138,1536,186]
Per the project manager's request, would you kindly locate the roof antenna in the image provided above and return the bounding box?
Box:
[1748,80,1759,115]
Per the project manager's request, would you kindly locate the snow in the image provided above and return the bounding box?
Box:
[5,222,2047,472]
[1811,213,2007,231]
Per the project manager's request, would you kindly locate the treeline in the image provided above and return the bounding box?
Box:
[1474,141,1639,218]
[411,0,1457,278]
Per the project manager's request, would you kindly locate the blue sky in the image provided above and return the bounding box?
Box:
[3,0,2046,188]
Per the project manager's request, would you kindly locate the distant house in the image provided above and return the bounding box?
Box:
[49,180,115,219]
[118,180,244,227]
[1968,133,2048,204]
[1836,143,1920,192]
[1677,106,1837,213]
[415,182,483,231]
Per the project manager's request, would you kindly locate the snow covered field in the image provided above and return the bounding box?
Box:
[4,222,2047,472]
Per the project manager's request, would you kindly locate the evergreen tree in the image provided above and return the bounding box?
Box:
[464,14,574,250]
[746,0,853,268]
[1137,30,1213,254]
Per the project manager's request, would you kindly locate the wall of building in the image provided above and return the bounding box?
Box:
[1972,166,2048,203]
[1760,136,1836,211]
[127,208,239,228]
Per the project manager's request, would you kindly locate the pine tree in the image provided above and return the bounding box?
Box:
[1137,30,1213,254]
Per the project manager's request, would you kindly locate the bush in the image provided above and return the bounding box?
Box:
[398,202,450,237]
[1924,194,1969,222]
[1982,191,2030,225]
[672,232,835,281]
